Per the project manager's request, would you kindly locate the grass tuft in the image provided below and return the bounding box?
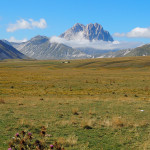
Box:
[0,99,5,104]
[65,134,78,146]
[81,118,96,129]
[72,108,79,115]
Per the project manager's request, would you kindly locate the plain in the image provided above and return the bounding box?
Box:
[0,56,150,149]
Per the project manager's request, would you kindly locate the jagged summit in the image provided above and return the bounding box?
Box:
[72,23,85,32]
[60,23,114,41]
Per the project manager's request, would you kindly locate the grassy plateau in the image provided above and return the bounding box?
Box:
[0,56,150,149]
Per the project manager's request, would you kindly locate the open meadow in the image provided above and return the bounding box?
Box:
[0,56,150,149]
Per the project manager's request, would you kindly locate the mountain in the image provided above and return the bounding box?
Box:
[60,23,114,41]
[0,40,28,60]
[11,35,90,60]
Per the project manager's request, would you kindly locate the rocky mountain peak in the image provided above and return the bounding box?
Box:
[59,23,113,41]
[73,23,84,28]
[72,23,84,33]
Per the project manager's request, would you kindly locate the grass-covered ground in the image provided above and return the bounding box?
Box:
[0,56,150,149]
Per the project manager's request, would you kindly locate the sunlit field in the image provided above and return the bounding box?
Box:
[1,56,150,149]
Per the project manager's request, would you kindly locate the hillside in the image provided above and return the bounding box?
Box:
[125,44,150,57]
[97,44,150,58]
[0,40,28,60]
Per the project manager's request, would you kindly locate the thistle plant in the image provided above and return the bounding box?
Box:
[8,126,64,150]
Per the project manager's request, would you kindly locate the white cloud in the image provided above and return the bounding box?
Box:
[50,36,142,50]
[7,36,28,43]
[7,18,47,32]
[29,19,47,29]
[126,27,150,38]
[113,27,150,38]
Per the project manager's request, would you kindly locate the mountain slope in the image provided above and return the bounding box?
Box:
[0,40,28,60]
[60,23,114,41]
[125,44,150,57]
[11,35,90,60]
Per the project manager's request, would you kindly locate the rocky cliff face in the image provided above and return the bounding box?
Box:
[60,23,114,41]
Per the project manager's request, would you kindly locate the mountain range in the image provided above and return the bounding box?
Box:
[11,35,90,60]
[0,23,150,60]
[9,23,113,60]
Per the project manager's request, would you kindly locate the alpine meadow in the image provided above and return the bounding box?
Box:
[1,57,150,149]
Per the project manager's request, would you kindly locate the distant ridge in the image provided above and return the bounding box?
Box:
[97,44,150,58]
[125,44,150,57]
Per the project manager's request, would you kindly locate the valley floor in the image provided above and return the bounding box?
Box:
[0,57,150,149]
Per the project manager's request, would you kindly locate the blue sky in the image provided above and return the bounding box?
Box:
[1,0,150,44]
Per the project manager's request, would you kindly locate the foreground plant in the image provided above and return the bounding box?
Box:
[8,127,64,150]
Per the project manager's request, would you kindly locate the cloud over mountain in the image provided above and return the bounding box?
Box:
[7,18,47,32]
[50,36,142,50]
